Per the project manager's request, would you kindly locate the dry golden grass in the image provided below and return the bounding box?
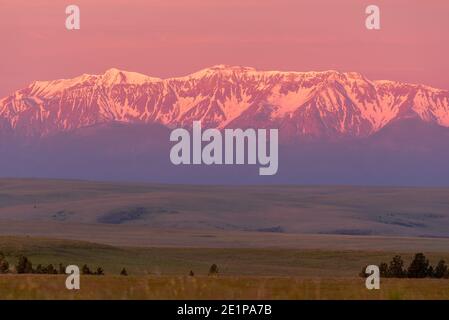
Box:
[1,275,448,300]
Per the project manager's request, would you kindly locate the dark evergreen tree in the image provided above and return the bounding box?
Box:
[35,264,44,274]
[0,253,9,274]
[47,264,57,274]
[407,253,430,278]
[59,263,66,274]
[95,267,105,275]
[16,256,33,274]
[427,265,435,278]
[189,270,195,277]
[120,268,128,276]
[388,255,405,278]
[434,260,448,279]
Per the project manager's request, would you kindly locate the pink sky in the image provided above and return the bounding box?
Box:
[1,0,448,97]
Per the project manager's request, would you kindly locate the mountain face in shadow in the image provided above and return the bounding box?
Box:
[0,118,448,186]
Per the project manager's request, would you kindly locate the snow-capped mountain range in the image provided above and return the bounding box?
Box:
[1,65,449,139]
[2,65,449,185]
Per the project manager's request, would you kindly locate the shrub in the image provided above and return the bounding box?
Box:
[95,267,105,275]
[209,264,219,275]
[120,268,128,276]
[81,264,92,275]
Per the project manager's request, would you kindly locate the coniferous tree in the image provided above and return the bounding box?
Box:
[35,264,44,274]
[0,260,9,274]
[189,270,195,277]
[407,253,430,278]
[0,253,9,274]
[388,255,406,278]
[16,256,33,274]
[120,268,128,276]
[46,264,57,274]
[434,260,448,279]
[427,265,435,278]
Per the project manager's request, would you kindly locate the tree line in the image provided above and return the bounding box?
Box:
[361,253,449,279]
[0,252,128,276]
[1,252,220,276]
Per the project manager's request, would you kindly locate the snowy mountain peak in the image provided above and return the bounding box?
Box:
[101,68,161,85]
[26,68,161,96]
[186,64,258,79]
[1,66,448,138]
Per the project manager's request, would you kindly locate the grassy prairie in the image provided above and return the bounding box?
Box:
[1,275,449,300]
[0,236,449,300]
[0,237,449,299]
[2,236,449,277]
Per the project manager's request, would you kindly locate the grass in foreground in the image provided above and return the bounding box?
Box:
[0,275,449,300]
